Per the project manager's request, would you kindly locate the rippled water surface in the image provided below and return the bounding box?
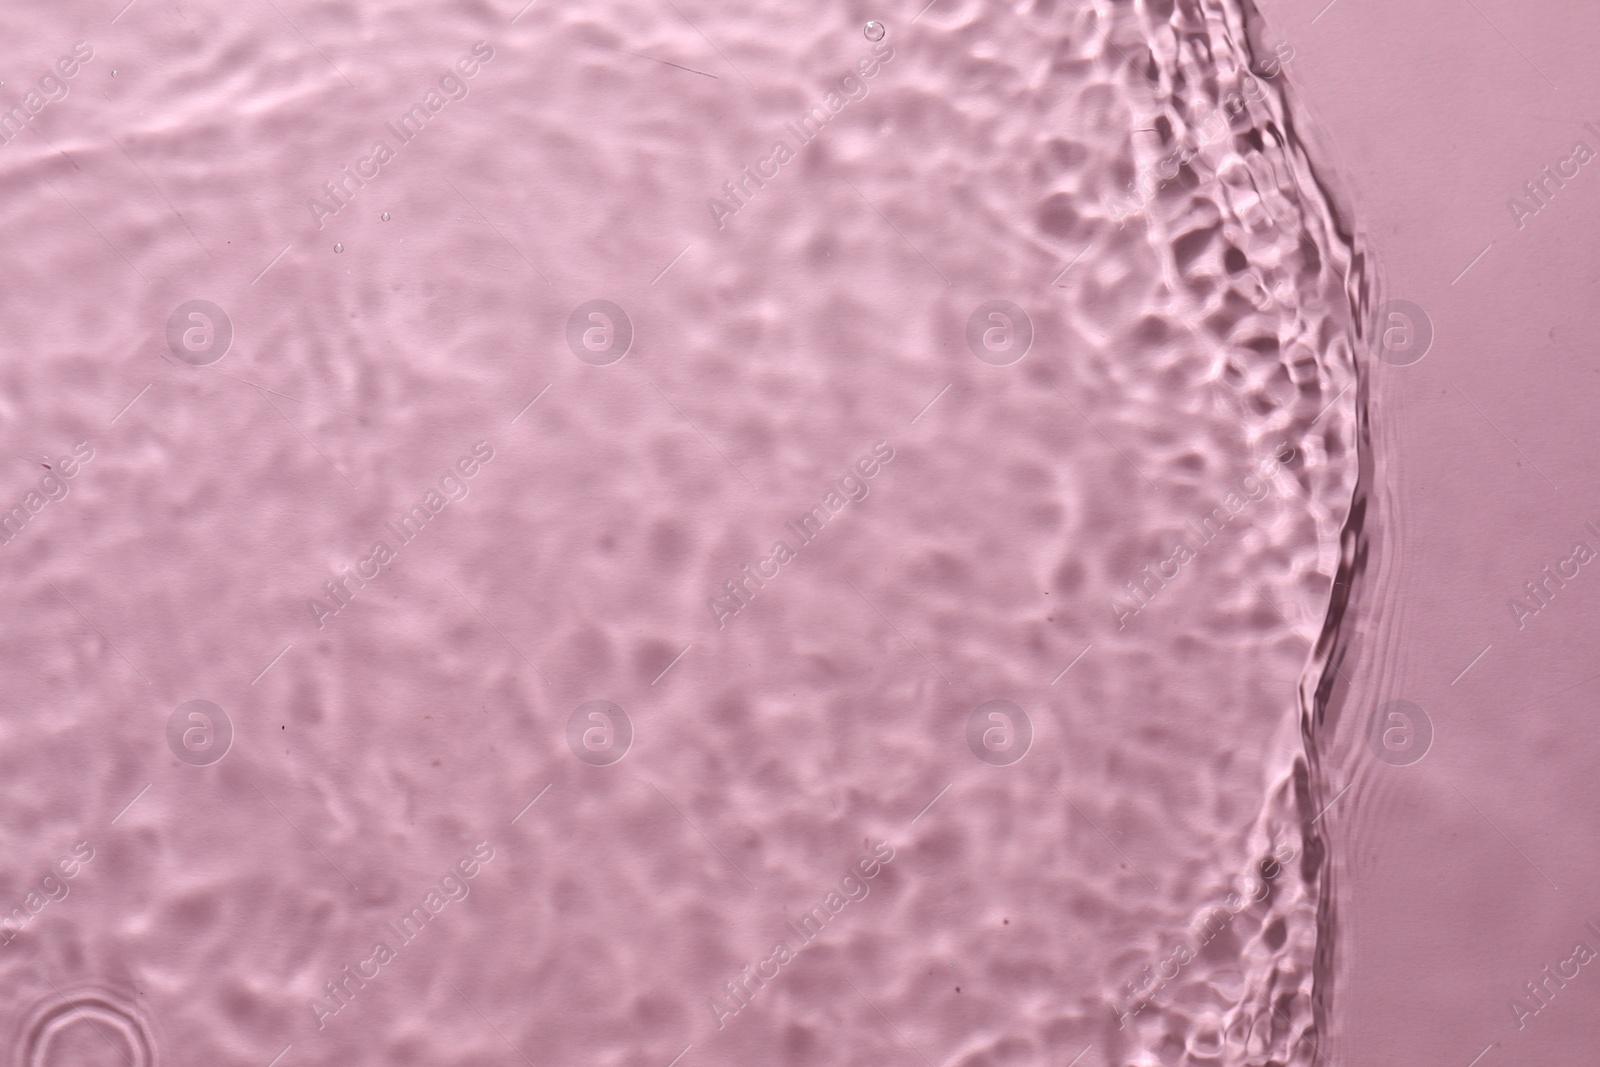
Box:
[0,1,1372,1065]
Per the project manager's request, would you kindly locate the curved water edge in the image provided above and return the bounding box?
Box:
[1100,0,1375,1062]
[13,987,156,1067]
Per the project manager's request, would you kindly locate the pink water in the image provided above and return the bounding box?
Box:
[1,0,1594,1065]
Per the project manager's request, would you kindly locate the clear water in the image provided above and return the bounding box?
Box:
[0,0,1440,1064]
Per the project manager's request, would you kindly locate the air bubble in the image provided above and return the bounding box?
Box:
[864,21,886,41]
[334,243,344,253]
[380,212,391,221]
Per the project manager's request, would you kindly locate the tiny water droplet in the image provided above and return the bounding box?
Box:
[334,243,344,253]
[864,20,886,41]
[380,212,391,222]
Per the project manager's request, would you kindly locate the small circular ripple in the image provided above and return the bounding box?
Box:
[17,990,154,1067]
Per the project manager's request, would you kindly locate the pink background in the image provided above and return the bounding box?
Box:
[0,0,1592,1065]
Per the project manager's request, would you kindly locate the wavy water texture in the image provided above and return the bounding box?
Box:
[0,2,1370,1067]
[1080,0,1370,1063]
